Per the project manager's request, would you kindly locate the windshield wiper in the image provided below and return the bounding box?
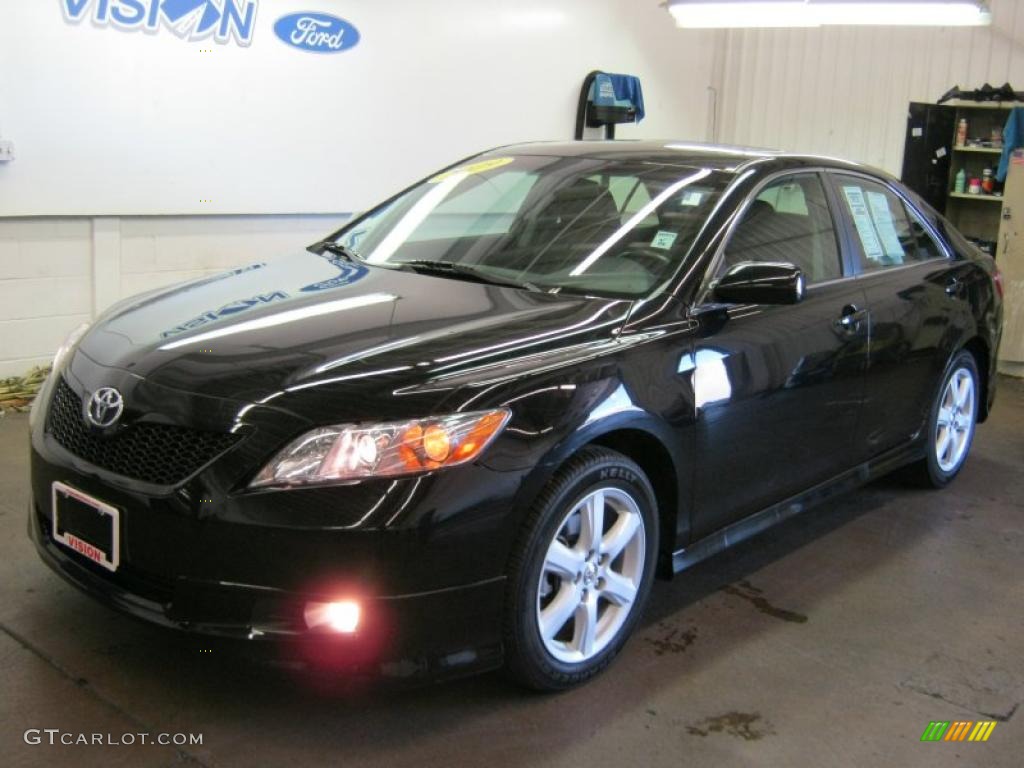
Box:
[397,260,541,292]
[311,241,362,262]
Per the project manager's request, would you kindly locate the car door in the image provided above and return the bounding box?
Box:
[689,171,869,539]
[827,173,967,456]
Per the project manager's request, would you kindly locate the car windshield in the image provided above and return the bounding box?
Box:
[329,154,733,298]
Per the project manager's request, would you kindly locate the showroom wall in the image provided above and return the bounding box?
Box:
[714,0,1024,173]
[0,214,340,377]
[0,0,718,377]
[4,1,1024,378]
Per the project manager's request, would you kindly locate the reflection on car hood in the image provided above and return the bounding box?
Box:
[77,252,631,409]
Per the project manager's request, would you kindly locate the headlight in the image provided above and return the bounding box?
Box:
[250,409,511,488]
[52,322,91,372]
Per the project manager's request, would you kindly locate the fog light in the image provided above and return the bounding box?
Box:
[304,600,361,633]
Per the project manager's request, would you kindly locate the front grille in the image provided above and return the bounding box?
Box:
[47,377,239,485]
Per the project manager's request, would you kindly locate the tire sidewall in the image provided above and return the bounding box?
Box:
[510,454,658,684]
[925,350,979,486]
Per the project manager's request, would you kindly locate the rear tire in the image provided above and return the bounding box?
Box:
[904,350,979,489]
[503,447,658,691]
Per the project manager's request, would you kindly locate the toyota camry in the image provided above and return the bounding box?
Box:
[28,142,1003,689]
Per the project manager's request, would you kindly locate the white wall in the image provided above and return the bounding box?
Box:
[0,0,718,377]
[0,0,716,216]
[12,1,1021,379]
[0,215,342,376]
[714,0,1024,174]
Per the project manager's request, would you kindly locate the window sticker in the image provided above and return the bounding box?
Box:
[650,230,678,250]
[865,191,905,262]
[842,186,885,263]
[680,191,704,207]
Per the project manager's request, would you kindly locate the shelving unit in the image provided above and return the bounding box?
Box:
[948,191,1003,201]
[953,146,1002,155]
[943,101,1021,251]
[902,103,1024,375]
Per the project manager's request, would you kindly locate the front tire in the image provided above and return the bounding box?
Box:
[908,350,979,488]
[503,447,658,691]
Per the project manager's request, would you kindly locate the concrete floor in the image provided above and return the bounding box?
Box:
[1,380,1022,768]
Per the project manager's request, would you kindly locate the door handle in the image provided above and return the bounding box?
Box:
[834,304,868,332]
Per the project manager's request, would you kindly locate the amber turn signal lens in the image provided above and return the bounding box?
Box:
[423,424,452,462]
[398,423,424,471]
[452,410,508,462]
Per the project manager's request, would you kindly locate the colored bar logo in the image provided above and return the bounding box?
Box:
[921,721,997,742]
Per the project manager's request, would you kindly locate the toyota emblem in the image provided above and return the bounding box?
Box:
[86,387,124,428]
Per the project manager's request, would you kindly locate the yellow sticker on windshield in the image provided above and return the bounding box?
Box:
[429,157,514,183]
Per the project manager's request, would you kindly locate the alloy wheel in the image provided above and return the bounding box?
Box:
[935,367,975,473]
[535,487,646,664]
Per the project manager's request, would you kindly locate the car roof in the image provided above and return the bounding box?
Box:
[489,140,883,178]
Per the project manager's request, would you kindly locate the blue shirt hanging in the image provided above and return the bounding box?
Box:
[590,73,645,123]
[997,107,1024,182]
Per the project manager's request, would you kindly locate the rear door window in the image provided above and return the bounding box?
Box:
[832,176,934,271]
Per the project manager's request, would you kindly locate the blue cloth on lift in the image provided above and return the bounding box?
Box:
[591,73,645,122]
[997,107,1024,182]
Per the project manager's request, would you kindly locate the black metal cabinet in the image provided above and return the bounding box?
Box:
[900,102,956,213]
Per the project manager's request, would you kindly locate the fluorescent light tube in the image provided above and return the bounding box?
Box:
[813,2,991,25]
[671,1,817,28]
[669,1,992,28]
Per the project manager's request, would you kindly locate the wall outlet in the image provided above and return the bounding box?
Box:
[0,141,14,162]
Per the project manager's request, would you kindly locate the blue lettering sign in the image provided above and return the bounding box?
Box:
[62,0,259,47]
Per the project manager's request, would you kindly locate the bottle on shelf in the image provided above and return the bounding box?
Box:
[956,118,968,147]
[955,168,967,193]
[982,168,995,194]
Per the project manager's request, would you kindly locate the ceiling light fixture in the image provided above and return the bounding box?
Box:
[667,0,992,29]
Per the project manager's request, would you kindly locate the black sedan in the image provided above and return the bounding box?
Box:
[28,142,1003,689]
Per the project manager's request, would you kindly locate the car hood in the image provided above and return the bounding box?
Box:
[77,251,632,414]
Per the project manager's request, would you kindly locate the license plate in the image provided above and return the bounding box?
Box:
[52,482,120,572]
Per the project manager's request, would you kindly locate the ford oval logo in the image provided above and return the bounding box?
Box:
[273,12,360,54]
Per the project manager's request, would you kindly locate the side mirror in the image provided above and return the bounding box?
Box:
[713,262,805,305]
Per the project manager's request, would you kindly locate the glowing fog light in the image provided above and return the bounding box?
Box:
[304,600,361,633]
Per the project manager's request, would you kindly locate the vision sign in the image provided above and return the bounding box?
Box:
[61,0,259,47]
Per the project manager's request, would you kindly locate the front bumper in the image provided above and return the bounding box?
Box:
[29,496,506,679]
[25,356,539,680]
[28,403,532,680]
